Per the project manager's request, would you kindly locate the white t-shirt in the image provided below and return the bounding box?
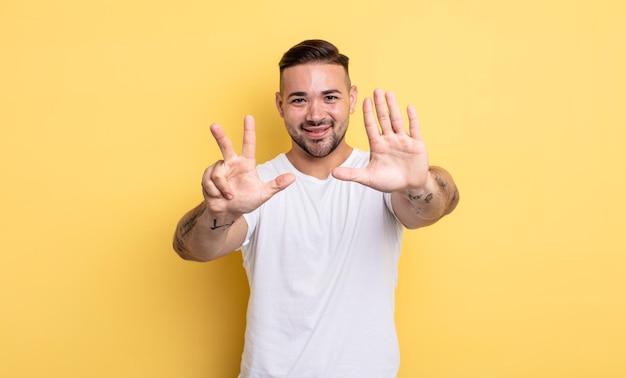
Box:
[240,149,404,378]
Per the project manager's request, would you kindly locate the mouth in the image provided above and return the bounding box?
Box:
[303,126,330,139]
[302,123,332,139]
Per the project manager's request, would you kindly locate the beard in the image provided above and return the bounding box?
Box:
[289,119,347,158]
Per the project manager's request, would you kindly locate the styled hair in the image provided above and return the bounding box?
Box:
[278,39,351,89]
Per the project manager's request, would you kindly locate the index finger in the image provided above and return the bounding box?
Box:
[210,123,237,161]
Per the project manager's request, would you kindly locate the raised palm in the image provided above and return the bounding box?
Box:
[333,89,430,193]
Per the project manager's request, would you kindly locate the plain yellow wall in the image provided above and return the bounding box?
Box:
[2,0,625,377]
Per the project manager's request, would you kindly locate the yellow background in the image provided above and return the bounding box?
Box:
[2,0,625,377]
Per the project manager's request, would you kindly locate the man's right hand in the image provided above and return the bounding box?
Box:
[173,115,295,261]
[202,115,295,219]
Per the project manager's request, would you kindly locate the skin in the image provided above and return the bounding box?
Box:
[275,63,357,179]
[173,63,459,262]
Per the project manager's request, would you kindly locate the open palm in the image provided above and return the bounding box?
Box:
[333,89,430,193]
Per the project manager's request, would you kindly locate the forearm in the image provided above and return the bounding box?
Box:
[173,203,243,262]
[392,166,459,229]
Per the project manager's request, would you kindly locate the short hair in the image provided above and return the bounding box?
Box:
[278,39,351,89]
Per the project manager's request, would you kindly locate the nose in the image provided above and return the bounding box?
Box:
[305,99,325,124]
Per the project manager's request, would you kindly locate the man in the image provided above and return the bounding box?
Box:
[174,39,459,378]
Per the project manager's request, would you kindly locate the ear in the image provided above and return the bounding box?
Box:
[275,92,284,118]
[349,85,358,114]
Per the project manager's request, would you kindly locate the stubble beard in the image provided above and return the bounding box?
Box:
[290,120,347,158]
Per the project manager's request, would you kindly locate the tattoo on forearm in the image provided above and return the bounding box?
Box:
[177,206,206,242]
[446,187,460,214]
[407,192,434,203]
[408,193,422,201]
[210,218,235,230]
[434,174,447,188]
[174,234,185,251]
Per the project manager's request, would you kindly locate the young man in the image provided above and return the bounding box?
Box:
[174,39,459,378]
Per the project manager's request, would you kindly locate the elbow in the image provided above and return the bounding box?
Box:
[172,238,214,263]
[174,247,214,263]
[402,217,438,230]
[179,252,213,263]
[443,186,460,216]
[431,166,460,217]
[399,188,460,230]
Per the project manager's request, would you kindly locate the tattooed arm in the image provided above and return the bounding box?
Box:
[390,166,459,229]
[173,116,295,262]
[173,202,247,261]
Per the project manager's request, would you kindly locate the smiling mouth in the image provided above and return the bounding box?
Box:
[303,125,331,139]
[302,119,333,138]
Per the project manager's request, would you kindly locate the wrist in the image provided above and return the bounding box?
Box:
[201,206,240,231]
[403,171,436,203]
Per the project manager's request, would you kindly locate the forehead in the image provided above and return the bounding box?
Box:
[280,63,349,93]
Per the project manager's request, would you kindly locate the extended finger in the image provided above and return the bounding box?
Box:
[362,97,381,142]
[386,91,407,135]
[265,173,296,195]
[241,115,257,159]
[373,88,392,134]
[407,105,423,141]
[210,123,237,161]
[332,166,369,186]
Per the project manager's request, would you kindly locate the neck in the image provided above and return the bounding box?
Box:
[286,142,353,180]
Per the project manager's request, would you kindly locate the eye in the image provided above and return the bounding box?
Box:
[325,95,339,102]
[290,98,306,104]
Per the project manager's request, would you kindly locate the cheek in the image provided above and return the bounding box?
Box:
[282,112,302,128]
[283,108,306,121]
[329,106,350,121]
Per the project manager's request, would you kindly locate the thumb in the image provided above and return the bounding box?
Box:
[332,167,367,184]
[265,173,296,196]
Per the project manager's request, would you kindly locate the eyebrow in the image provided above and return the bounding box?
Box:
[287,89,343,98]
[322,89,342,96]
[287,91,307,98]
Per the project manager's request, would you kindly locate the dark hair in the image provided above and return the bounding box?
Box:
[278,39,351,88]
